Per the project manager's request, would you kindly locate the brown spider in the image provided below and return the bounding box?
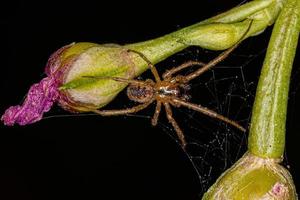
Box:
[82,20,253,148]
[85,42,247,147]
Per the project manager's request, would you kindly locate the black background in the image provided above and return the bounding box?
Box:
[0,0,299,199]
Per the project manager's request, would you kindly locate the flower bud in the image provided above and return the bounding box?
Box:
[57,43,139,112]
[1,42,148,125]
[202,152,297,199]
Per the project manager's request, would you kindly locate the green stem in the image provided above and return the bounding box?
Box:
[249,0,300,158]
[202,2,299,197]
[126,0,284,75]
[199,0,281,24]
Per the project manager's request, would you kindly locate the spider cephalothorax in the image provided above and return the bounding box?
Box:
[156,80,192,102]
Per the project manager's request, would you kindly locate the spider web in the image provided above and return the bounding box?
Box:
[151,38,300,195]
[152,42,265,194]
[38,33,300,197]
[40,41,265,195]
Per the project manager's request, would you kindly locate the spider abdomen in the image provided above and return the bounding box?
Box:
[127,84,154,103]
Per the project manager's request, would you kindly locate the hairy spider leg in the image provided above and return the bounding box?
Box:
[162,61,206,79]
[93,99,155,116]
[164,102,187,147]
[151,101,162,126]
[82,76,147,86]
[184,20,254,82]
[183,42,241,82]
[172,98,246,132]
[127,49,162,82]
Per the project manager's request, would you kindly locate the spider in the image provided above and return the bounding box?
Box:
[84,21,253,148]
[85,42,247,148]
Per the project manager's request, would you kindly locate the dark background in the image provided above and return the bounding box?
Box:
[0,0,299,199]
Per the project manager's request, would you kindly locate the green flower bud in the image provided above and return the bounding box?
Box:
[57,43,135,112]
[203,152,297,199]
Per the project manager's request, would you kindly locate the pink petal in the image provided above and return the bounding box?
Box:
[1,76,59,126]
[1,44,73,126]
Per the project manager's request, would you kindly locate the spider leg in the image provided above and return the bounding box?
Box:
[184,20,253,82]
[164,102,187,147]
[171,98,246,132]
[83,76,146,86]
[127,49,161,82]
[183,44,239,82]
[151,101,162,126]
[162,61,206,79]
[93,99,154,116]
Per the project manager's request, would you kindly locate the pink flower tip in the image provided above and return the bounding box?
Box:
[1,76,59,126]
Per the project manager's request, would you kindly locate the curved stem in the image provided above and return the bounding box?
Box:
[126,0,284,75]
[248,0,300,158]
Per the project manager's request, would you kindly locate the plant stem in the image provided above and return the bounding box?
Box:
[126,0,284,75]
[249,0,300,159]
